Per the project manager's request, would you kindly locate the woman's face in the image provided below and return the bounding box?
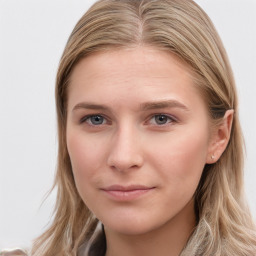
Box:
[66,47,213,235]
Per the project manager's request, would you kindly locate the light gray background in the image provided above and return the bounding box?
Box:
[0,0,255,250]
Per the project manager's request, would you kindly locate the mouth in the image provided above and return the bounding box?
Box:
[100,184,155,201]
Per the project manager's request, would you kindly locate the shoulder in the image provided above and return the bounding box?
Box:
[0,248,28,256]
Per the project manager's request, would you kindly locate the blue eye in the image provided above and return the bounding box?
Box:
[83,115,106,125]
[150,114,173,125]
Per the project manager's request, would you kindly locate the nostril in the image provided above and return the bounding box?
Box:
[110,164,141,172]
[107,153,144,172]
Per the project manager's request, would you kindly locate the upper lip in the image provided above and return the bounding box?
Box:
[101,184,154,192]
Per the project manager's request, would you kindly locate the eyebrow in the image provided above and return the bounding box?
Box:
[140,100,189,112]
[72,100,189,112]
[72,103,110,112]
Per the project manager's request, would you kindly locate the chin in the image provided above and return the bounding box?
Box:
[101,212,169,236]
[105,222,158,236]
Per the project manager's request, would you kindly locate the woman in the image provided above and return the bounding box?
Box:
[29,0,256,255]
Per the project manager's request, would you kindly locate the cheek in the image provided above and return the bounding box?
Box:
[66,132,105,190]
[66,132,110,212]
[148,127,209,194]
[173,134,208,170]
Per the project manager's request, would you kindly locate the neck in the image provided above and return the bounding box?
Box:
[105,199,196,256]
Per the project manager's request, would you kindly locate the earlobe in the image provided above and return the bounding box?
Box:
[206,109,234,164]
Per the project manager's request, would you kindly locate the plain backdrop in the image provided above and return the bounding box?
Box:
[0,0,256,250]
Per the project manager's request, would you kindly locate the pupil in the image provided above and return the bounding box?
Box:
[92,116,103,124]
[156,115,167,124]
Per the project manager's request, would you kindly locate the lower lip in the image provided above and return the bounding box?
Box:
[102,188,154,201]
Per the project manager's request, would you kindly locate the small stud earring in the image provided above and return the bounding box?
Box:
[211,155,215,160]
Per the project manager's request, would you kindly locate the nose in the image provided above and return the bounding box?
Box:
[107,126,144,172]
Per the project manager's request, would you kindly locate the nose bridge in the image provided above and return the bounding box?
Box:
[107,121,143,172]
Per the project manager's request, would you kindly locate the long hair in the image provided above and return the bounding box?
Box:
[32,0,256,255]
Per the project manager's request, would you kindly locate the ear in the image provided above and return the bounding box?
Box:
[206,109,234,164]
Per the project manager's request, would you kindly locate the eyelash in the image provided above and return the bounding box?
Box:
[147,114,177,126]
[80,114,109,126]
[80,114,177,127]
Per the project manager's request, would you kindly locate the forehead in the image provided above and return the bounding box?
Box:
[67,46,205,112]
[69,47,194,85]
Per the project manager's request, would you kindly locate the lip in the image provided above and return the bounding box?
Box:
[101,184,155,201]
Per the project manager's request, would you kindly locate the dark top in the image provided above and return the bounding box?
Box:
[78,225,106,256]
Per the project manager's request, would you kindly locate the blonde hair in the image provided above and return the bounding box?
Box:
[32,0,256,255]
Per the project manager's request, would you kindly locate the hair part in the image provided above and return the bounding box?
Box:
[32,0,256,255]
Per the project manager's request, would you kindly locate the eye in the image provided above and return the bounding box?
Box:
[149,114,175,125]
[81,115,107,125]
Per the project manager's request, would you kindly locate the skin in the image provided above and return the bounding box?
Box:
[66,46,233,256]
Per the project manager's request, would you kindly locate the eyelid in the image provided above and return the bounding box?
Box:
[146,113,178,125]
[80,114,110,125]
[78,113,178,127]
